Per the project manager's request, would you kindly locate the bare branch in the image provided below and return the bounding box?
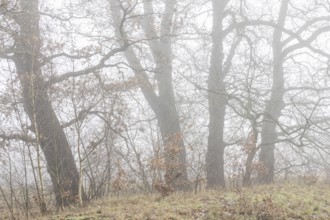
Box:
[47,45,129,85]
[0,133,36,143]
[41,51,100,66]
[282,26,330,57]
[224,19,330,59]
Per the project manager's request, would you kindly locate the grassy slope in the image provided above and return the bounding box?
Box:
[13,184,330,220]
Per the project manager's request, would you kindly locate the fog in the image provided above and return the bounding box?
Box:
[0,0,330,216]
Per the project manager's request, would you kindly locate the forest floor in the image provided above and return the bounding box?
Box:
[3,183,330,220]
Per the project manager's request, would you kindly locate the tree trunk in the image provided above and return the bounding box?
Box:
[206,0,229,188]
[206,99,226,188]
[13,0,80,207]
[123,49,188,189]
[109,0,187,189]
[156,90,188,189]
[242,130,258,187]
[258,0,289,184]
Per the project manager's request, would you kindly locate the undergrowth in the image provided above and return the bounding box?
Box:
[2,183,330,220]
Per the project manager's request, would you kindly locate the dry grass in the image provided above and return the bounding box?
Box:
[2,183,330,220]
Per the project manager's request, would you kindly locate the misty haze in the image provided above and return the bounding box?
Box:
[0,0,330,219]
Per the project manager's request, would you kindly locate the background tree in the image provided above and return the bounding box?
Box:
[11,0,80,207]
[255,0,330,183]
[257,0,289,184]
[206,0,231,188]
[108,0,188,189]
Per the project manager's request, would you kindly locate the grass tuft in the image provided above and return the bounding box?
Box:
[17,184,330,220]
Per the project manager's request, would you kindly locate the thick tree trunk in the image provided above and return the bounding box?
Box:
[109,0,187,189]
[13,0,80,207]
[206,0,229,188]
[151,31,187,189]
[206,99,226,188]
[124,49,188,189]
[156,85,188,189]
[258,64,284,183]
[258,0,289,184]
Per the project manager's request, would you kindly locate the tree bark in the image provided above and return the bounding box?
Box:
[109,0,187,189]
[206,0,229,188]
[258,0,289,184]
[13,0,80,207]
